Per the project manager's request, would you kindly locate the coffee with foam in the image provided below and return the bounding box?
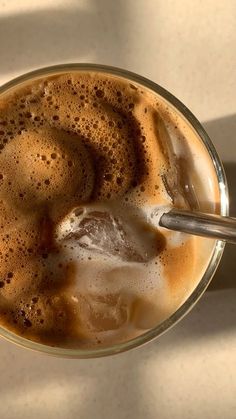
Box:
[0,71,220,348]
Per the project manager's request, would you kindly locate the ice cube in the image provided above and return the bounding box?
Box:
[77,292,131,332]
[56,205,159,263]
[156,114,199,209]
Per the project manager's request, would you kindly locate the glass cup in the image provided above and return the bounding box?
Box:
[0,64,228,358]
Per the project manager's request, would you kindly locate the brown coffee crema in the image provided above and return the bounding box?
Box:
[0,72,220,348]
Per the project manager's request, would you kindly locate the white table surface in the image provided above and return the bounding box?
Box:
[0,1,235,418]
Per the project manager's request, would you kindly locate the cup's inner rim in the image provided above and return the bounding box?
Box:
[0,63,229,358]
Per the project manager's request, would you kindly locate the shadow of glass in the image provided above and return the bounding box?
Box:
[0,0,130,80]
[203,115,236,291]
[203,114,236,163]
[160,289,236,343]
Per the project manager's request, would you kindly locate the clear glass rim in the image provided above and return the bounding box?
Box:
[0,63,229,358]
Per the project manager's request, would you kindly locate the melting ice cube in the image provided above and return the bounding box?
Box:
[56,205,159,263]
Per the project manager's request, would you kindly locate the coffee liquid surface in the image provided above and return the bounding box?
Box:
[0,71,219,348]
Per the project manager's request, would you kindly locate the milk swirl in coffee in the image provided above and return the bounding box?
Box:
[0,71,219,348]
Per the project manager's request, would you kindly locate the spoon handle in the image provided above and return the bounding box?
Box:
[159,209,236,244]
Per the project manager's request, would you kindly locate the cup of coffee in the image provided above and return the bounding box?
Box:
[0,64,228,357]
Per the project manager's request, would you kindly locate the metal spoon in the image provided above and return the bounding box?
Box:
[159,208,236,244]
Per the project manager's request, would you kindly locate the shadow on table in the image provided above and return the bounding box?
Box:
[0,0,130,78]
[0,21,235,417]
[0,285,235,419]
[203,115,236,291]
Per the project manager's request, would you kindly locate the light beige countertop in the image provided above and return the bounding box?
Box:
[0,1,235,418]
